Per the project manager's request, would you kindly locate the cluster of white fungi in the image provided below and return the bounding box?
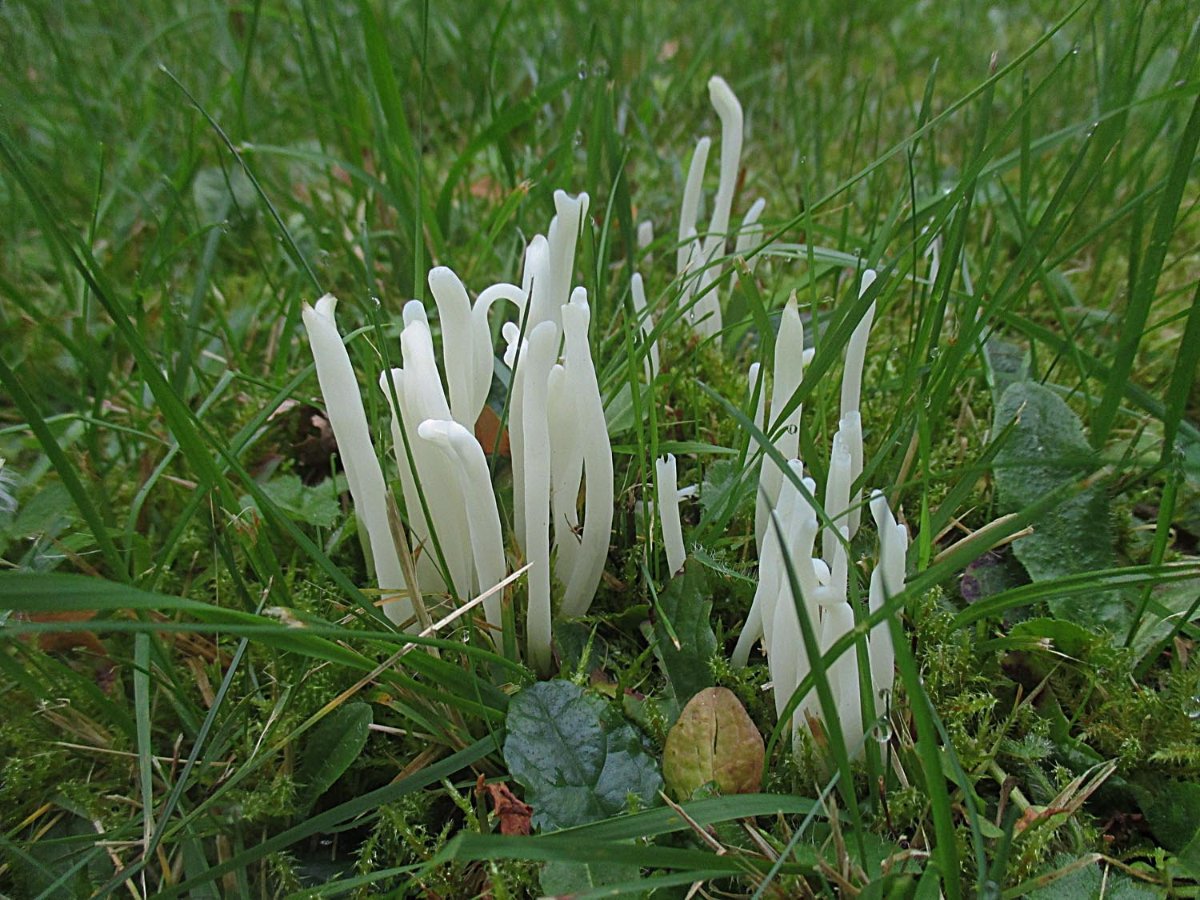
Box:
[301,75,908,752]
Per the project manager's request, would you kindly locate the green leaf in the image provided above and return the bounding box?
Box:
[295,702,373,813]
[992,380,1130,629]
[539,860,641,897]
[1132,780,1200,855]
[1024,853,1158,899]
[1008,618,1099,657]
[240,474,341,528]
[503,681,663,831]
[653,560,718,706]
[983,337,1030,398]
[192,166,256,226]
[663,688,764,801]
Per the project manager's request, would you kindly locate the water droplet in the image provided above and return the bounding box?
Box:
[1185,694,1200,720]
[577,60,589,79]
[573,130,584,148]
[1071,44,1080,56]
[873,719,893,744]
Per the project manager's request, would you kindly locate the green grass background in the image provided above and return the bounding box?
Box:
[1,0,1199,896]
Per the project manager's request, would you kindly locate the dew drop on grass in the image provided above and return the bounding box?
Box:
[873,718,893,744]
[1185,694,1200,720]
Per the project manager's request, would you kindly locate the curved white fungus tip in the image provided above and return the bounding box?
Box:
[311,293,337,319]
[569,285,589,311]
[656,453,687,576]
[428,265,457,292]
[707,75,741,118]
[402,299,428,327]
[859,268,878,296]
[416,418,461,446]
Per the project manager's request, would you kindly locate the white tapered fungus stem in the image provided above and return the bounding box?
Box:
[631,273,659,381]
[530,191,588,331]
[417,419,507,630]
[678,136,712,275]
[399,304,474,599]
[427,267,475,427]
[548,364,583,582]
[730,197,767,294]
[868,490,905,698]
[637,220,654,255]
[520,322,558,674]
[822,431,852,563]
[688,75,745,339]
[380,368,439,595]
[560,289,614,618]
[706,76,743,259]
[504,321,528,548]
[756,294,805,550]
[817,531,866,755]
[732,459,795,668]
[749,362,766,432]
[472,282,526,424]
[656,454,687,576]
[734,197,767,259]
[867,567,893,699]
[839,268,878,421]
[841,411,864,538]
[767,479,821,729]
[302,295,411,627]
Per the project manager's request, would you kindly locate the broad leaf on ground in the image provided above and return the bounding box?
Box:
[992,379,1130,630]
[503,680,663,831]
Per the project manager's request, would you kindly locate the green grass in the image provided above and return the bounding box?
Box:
[2,0,1199,896]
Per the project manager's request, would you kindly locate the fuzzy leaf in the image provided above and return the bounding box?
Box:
[503,681,662,831]
[992,380,1130,630]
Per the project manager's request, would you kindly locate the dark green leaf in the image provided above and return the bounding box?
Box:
[653,560,717,705]
[539,860,640,896]
[503,681,662,831]
[240,474,341,528]
[992,380,1130,629]
[295,702,373,813]
[1132,780,1200,854]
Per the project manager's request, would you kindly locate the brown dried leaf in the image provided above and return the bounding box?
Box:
[476,775,533,836]
[475,406,510,458]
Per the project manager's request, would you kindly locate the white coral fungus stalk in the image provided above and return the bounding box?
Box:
[301,192,614,674]
[672,76,765,342]
[733,269,905,759]
[301,295,411,628]
[656,454,687,577]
